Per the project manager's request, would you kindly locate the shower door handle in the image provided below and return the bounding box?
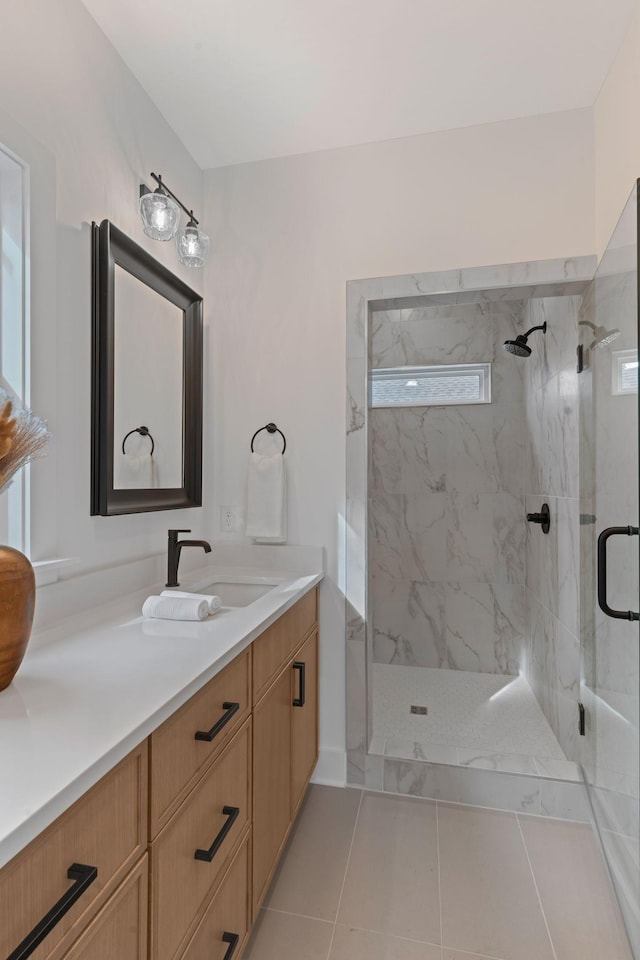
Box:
[597,525,640,621]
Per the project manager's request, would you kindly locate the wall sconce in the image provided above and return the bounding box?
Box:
[139,172,209,268]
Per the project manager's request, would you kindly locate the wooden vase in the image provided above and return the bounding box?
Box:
[0,545,35,692]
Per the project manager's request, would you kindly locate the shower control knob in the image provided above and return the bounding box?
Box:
[526,503,551,534]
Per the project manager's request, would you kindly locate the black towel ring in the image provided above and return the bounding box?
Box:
[250,422,286,454]
[122,425,155,456]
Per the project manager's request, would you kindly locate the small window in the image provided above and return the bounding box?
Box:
[370,363,491,408]
[0,142,27,550]
[612,349,638,396]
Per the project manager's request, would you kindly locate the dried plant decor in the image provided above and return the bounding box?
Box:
[0,387,51,496]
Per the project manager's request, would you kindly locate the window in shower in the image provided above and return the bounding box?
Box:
[370,362,491,408]
[611,348,638,395]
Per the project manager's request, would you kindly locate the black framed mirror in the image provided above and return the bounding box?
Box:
[91,219,203,516]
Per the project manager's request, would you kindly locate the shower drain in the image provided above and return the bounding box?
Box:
[410,705,428,715]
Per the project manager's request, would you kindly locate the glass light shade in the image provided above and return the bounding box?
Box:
[139,189,180,241]
[176,221,210,267]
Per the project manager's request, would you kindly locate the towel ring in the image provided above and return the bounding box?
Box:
[122,425,155,456]
[250,422,286,454]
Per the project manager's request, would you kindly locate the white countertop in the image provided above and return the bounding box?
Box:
[0,558,323,869]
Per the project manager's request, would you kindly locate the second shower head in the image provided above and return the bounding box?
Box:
[503,321,547,358]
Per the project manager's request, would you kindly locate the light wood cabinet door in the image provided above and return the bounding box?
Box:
[252,589,317,703]
[291,630,319,814]
[63,858,147,960]
[252,668,292,910]
[0,745,147,960]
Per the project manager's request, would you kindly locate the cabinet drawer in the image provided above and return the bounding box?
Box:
[253,588,318,703]
[0,744,147,960]
[152,719,251,960]
[181,835,251,960]
[150,651,251,837]
[62,857,147,960]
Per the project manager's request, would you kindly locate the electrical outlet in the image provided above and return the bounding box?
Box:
[220,505,241,532]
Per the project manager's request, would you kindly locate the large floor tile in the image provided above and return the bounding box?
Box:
[330,926,442,960]
[337,792,440,943]
[264,785,362,921]
[438,803,554,960]
[243,909,334,960]
[519,815,633,960]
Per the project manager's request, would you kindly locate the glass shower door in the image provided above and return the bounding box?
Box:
[580,182,640,957]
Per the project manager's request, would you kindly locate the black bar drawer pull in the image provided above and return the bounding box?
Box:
[597,525,640,621]
[194,702,240,742]
[6,863,98,960]
[194,806,240,862]
[222,932,240,960]
[293,661,306,707]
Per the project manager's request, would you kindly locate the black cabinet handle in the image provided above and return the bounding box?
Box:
[194,702,240,742]
[194,806,240,862]
[293,661,306,707]
[597,525,640,621]
[222,932,240,960]
[6,863,98,960]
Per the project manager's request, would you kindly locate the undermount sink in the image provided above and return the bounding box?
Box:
[194,577,285,608]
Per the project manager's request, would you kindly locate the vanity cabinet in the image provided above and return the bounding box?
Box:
[1,587,318,960]
[252,593,319,910]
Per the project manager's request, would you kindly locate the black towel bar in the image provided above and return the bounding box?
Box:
[122,425,155,456]
[250,422,286,454]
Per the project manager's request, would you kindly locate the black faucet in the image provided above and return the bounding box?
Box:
[166,529,212,587]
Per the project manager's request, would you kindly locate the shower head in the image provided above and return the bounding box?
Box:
[502,321,547,358]
[579,320,621,351]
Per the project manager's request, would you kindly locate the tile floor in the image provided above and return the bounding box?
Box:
[244,785,632,960]
[372,664,581,780]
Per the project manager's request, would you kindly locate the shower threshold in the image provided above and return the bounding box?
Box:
[370,664,581,782]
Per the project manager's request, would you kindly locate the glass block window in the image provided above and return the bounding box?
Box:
[612,349,638,396]
[370,363,491,408]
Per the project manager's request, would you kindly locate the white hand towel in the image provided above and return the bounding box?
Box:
[142,595,210,621]
[245,452,287,542]
[161,590,222,614]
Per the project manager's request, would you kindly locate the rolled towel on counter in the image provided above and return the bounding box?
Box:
[142,595,210,621]
[160,590,222,615]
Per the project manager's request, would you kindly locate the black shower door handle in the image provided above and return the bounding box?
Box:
[597,525,640,621]
[6,863,97,960]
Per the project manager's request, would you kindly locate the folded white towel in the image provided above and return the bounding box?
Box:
[245,452,287,542]
[142,595,210,621]
[160,590,222,614]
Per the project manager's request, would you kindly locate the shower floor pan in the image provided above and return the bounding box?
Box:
[371,664,581,782]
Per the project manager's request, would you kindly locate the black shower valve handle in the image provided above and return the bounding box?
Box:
[526,503,551,534]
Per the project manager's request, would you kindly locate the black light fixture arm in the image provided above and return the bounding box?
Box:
[140,172,199,226]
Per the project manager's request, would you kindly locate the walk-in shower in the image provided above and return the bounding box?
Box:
[345,205,640,956]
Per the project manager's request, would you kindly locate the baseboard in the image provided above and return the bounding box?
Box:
[311,748,347,787]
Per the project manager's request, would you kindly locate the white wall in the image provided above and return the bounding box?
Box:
[203,108,595,770]
[595,4,640,257]
[0,0,206,579]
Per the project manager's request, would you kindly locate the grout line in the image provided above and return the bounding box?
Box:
[262,906,335,924]
[324,787,365,960]
[436,801,443,960]
[515,812,559,960]
[440,946,509,960]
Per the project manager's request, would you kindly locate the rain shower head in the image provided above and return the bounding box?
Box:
[579,319,621,351]
[502,321,547,358]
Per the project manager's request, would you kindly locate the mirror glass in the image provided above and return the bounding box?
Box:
[113,267,183,490]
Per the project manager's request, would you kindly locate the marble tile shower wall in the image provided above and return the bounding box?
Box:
[523,295,582,760]
[369,303,527,676]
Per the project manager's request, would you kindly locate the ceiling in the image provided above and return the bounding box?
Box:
[81,0,639,170]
